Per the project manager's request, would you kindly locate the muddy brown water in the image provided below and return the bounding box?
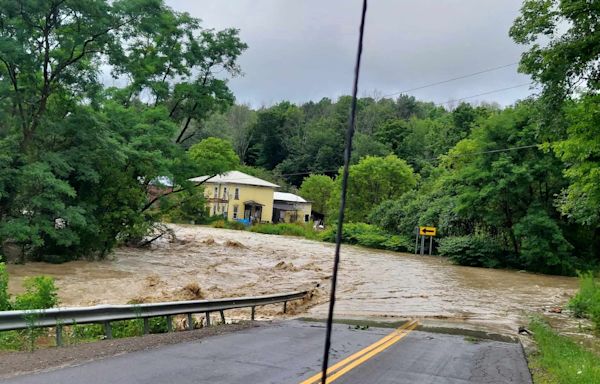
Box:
[6,224,578,334]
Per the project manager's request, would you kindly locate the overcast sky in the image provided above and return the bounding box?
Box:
[166,0,535,107]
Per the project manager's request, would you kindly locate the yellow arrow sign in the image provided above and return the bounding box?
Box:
[419,226,436,236]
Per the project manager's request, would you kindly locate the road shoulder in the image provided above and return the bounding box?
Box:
[0,321,259,380]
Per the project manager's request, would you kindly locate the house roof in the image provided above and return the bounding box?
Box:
[274,192,309,203]
[189,170,279,188]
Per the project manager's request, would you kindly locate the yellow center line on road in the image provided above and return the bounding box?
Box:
[300,320,419,384]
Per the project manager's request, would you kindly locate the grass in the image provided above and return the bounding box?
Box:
[0,331,27,351]
[528,319,600,384]
[568,273,600,331]
[0,317,171,352]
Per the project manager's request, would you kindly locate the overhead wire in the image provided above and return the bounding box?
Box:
[380,62,519,98]
[434,82,534,106]
[173,143,545,188]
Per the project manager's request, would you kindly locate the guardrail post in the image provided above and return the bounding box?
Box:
[104,321,112,339]
[219,310,226,324]
[251,306,255,321]
[205,312,211,327]
[283,301,287,314]
[187,314,194,330]
[143,318,149,335]
[56,324,63,347]
[166,316,173,332]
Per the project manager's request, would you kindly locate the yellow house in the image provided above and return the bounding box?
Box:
[273,192,312,224]
[189,171,279,223]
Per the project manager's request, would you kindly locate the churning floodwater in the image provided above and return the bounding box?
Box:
[7,224,578,334]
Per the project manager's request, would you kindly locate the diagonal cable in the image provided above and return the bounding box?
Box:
[320,0,368,383]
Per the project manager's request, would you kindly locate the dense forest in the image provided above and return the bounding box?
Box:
[0,0,598,275]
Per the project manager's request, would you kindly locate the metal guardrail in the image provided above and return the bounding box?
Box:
[0,290,307,346]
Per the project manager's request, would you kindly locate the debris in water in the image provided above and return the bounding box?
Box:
[145,274,162,288]
[225,240,245,248]
[128,296,149,304]
[274,261,299,272]
[518,326,533,336]
[202,237,216,245]
[182,282,204,299]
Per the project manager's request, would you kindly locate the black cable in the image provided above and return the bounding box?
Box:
[435,82,533,106]
[380,62,519,98]
[320,1,368,383]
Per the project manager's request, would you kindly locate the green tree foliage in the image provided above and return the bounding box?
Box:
[188,137,240,176]
[299,174,335,216]
[510,0,600,110]
[0,263,58,311]
[237,165,293,192]
[437,235,505,268]
[13,276,58,310]
[568,273,600,329]
[329,155,417,223]
[514,206,574,274]
[0,0,246,259]
[0,262,10,311]
[201,105,257,161]
[250,102,304,170]
[553,95,600,227]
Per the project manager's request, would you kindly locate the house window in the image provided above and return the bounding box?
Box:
[234,188,239,200]
[213,205,216,215]
[213,187,218,198]
[223,187,228,199]
[233,205,238,219]
[304,214,310,223]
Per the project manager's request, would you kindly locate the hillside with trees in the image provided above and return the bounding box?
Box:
[0,0,597,276]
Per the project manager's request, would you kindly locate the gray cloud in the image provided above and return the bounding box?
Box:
[166,0,534,107]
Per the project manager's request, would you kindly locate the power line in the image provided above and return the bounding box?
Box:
[427,144,541,162]
[435,82,534,106]
[175,143,545,187]
[380,62,519,98]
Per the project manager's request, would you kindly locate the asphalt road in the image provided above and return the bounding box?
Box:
[2,321,532,384]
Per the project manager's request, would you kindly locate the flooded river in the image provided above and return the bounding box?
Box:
[6,224,578,334]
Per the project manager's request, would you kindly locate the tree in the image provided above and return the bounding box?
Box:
[553,95,600,227]
[510,0,600,111]
[188,137,240,176]
[511,0,600,238]
[0,0,246,260]
[249,102,304,170]
[299,174,335,216]
[329,155,417,223]
[202,105,257,162]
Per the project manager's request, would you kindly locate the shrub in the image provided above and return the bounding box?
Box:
[438,235,505,268]
[250,223,319,239]
[0,262,10,311]
[13,276,59,310]
[226,220,247,231]
[321,223,412,252]
[211,219,246,231]
[0,331,23,351]
[568,273,600,330]
[514,206,575,275]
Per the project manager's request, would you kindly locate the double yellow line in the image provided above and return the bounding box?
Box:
[300,319,419,384]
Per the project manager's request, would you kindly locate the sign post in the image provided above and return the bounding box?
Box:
[418,226,437,255]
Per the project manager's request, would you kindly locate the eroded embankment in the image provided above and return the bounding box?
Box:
[7,224,578,333]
